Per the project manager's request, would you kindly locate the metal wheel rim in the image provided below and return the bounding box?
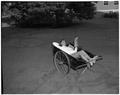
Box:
[54,51,70,74]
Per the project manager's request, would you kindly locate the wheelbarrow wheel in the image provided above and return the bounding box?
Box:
[54,51,70,74]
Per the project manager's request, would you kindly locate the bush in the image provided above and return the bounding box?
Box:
[66,2,96,19]
[103,11,118,19]
[8,2,67,27]
[2,2,96,27]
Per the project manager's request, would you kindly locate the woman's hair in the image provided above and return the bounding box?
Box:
[60,39,66,46]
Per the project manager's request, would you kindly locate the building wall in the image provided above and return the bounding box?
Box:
[95,1,119,12]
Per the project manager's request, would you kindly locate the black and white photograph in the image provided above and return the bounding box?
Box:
[1,1,119,94]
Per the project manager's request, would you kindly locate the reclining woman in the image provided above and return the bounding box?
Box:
[59,37,99,66]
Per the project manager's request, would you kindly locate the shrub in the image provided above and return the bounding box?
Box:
[2,2,96,27]
[66,2,96,19]
[103,11,119,19]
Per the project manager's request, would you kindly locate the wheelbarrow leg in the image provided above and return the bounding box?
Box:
[81,67,88,74]
[76,67,87,75]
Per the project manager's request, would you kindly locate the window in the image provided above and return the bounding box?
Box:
[104,1,108,5]
[114,1,118,5]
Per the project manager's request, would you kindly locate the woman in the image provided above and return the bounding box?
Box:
[72,36,99,66]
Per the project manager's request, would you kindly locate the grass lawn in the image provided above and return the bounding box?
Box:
[2,16,119,94]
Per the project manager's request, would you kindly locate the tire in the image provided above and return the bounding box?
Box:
[54,51,70,74]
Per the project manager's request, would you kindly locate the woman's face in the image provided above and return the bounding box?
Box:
[61,40,66,46]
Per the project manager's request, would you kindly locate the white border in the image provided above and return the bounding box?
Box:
[1,0,119,95]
